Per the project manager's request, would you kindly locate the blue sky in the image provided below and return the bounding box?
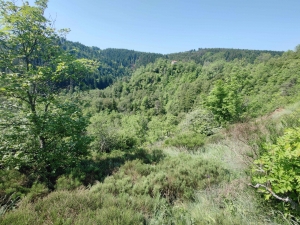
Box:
[29,0,300,54]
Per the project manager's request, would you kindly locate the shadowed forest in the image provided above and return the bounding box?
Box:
[1,1,300,224]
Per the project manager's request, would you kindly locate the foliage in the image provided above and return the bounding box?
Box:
[61,41,166,89]
[177,109,219,136]
[0,170,28,211]
[0,170,49,215]
[165,133,206,150]
[0,153,227,224]
[92,155,227,203]
[1,1,300,223]
[0,0,92,186]
[206,77,244,124]
[90,47,300,123]
[55,175,83,191]
[252,126,300,214]
[26,182,48,202]
[0,190,148,225]
[0,98,92,186]
[51,148,165,187]
[88,111,147,152]
[167,48,283,64]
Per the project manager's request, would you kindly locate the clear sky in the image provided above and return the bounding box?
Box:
[28,0,300,54]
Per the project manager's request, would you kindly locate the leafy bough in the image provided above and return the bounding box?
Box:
[251,127,300,211]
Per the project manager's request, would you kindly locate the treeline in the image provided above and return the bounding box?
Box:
[168,48,283,64]
[61,40,165,89]
[61,41,284,90]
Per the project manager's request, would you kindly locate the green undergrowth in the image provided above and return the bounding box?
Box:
[2,104,300,224]
[91,155,228,202]
[0,170,49,216]
[1,149,291,225]
[1,154,229,224]
[0,190,148,225]
[61,148,166,186]
[164,133,206,150]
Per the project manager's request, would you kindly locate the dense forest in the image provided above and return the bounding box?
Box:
[60,40,284,90]
[1,1,300,224]
[61,40,166,89]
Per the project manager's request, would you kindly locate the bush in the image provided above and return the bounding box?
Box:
[0,170,29,215]
[26,183,49,202]
[0,189,161,224]
[56,148,165,186]
[88,112,145,152]
[92,154,227,203]
[0,170,29,201]
[55,175,83,191]
[165,133,206,150]
[0,170,50,216]
[252,126,300,216]
[178,109,219,136]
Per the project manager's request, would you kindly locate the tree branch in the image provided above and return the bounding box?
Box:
[249,183,299,209]
[10,93,30,103]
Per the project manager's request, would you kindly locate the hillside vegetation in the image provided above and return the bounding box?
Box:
[62,40,165,89]
[62,39,283,90]
[1,1,300,224]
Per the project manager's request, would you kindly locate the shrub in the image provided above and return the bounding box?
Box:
[92,154,227,203]
[0,189,161,224]
[26,183,49,202]
[178,109,219,136]
[0,170,29,215]
[57,148,165,186]
[0,170,49,216]
[252,126,300,216]
[165,133,206,150]
[55,175,83,191]
[0,170,29,201]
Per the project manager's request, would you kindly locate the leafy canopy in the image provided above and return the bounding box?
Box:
[0,0,95,185]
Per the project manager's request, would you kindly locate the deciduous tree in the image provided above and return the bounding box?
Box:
[0,0,94,185]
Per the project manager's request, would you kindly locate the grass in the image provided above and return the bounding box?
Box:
[187,183,291,225]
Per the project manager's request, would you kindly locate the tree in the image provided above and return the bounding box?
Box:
[206,75,244,124]
[0,0,93,186]
[295,44,300,53]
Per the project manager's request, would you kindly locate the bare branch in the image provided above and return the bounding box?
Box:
[249,183,299,209]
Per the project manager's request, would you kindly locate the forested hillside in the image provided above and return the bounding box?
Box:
[1,1,300,224]
[93,49,299,119]
[168,48,283,64]
[61,40,283,90]
[61,40,165,89]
